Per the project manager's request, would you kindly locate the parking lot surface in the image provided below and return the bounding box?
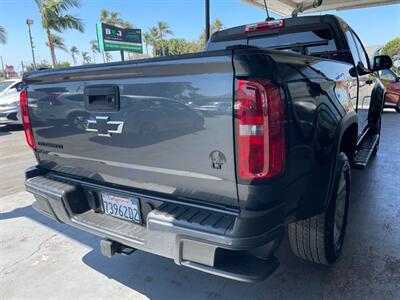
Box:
[1,112,399,300]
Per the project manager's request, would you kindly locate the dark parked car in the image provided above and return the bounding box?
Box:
[22,15,391,282]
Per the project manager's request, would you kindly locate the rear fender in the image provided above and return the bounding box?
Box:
[323,111,357,209]
[368,80,385,129]
[294,110,357,221]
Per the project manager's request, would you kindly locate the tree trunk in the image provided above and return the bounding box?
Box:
[145,43,149,56]
[92,51,96,63]
[102,52,106,63]
[46,28,57,67]
[160,32,164,56]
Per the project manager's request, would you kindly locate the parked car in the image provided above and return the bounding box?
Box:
[0,79,22,96]
[377,68,400,112]
[0,79,23,125]
[22,15,391,282]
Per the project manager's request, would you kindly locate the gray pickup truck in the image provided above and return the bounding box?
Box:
[22,15,392,282]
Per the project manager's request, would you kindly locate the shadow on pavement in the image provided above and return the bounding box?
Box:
[0,124,23,135]
[0,131,11,137]
[0,204,99,250]
[79,238,327,299]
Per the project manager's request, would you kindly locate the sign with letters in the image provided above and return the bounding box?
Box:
[96,23,143,53]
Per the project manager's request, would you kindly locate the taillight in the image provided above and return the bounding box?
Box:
[245,19,285,33]
[236,80,285,180]
[20,89,36,149]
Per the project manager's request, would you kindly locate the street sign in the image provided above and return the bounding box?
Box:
[96,23,143,53]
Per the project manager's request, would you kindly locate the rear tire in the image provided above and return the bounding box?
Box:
[288,152,350,265]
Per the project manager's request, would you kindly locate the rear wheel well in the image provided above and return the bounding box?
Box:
[339,124,358,163]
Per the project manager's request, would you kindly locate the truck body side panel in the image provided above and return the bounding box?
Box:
[233,49,354,218]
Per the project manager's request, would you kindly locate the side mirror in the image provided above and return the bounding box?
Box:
[349,66,358,77]
[372,55,393,72]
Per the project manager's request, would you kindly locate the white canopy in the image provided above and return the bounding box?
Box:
[241,0,400,16]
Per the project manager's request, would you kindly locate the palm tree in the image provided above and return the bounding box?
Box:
[121,21,133,29]
[0,25,7,44]
[70,46,79,65]
[156,21,173,56]
[90,40,99,63]
[212,18,224,32]
[199,18,224,47]
[100,9,110,23]
[148,26,159,56]
[105,52,113,63]
[100,9,132,27]
[100,9,123,25]
[81,51,90,64]
[35,0,84,67]
[143,32,151,56]
[46,34,68,53]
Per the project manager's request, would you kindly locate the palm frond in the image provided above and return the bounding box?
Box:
[55,15,84,32]
[70,46,79,54]
[0,25,7,44]
[157,21,173,37]
[149,26,159,40]
[54,0,81,12]
[36,0,85,33]
[46,34,68,52]
[81,51,91,63]
[105,52,113,62]
[90,40,99,53]
[100,9,109,22]
[122,21,133,29]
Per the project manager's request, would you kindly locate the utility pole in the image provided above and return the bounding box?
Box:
[205,0,210,42]
[20,61,25,75]
[26,19,37,70]
[0,55,5,79]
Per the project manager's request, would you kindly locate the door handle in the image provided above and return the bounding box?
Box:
[84,85,120,111]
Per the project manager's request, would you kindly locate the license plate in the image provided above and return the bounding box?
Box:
[101,192,141,223]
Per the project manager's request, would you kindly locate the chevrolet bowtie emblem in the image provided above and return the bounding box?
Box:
[86,116,124,137]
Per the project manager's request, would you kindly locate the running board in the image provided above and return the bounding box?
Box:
[352,134,379,169]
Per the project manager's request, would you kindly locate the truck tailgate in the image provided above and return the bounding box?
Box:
[24,53,239,208]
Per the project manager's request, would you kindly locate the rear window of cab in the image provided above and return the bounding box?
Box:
[207,27,337,57]
[248,28,337,55]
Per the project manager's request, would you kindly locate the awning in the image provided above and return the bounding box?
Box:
[241,0,400,16]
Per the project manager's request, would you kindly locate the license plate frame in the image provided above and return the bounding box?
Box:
[101,192,141,224]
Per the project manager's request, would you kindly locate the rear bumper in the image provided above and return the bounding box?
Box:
[384,101,400,109]
[25,166,285,282]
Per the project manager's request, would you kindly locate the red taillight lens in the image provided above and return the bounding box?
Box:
[236,80,285,179]
[245,19,285,33]
[20,89,36,149]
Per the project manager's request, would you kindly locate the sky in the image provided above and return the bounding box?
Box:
[0,0,399,72]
